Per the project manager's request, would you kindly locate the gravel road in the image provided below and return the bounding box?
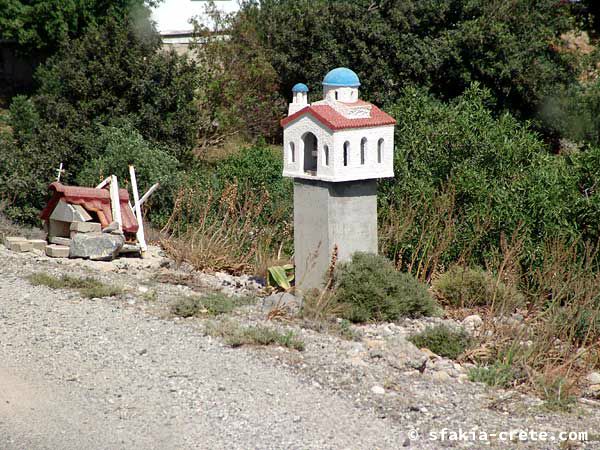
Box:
[0,261,411,450]
[1,247,599,450]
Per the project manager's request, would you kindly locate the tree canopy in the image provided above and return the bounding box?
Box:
[0,0,158,55]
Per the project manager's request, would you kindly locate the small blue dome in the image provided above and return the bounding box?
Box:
[292,83,309,93]
[322,67,361,87]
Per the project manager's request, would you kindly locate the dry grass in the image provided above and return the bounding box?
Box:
[160,180,291,276]
[464,238,600,408]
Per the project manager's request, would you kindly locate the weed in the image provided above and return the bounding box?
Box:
[205,320,304,351]
[27,273,123,298]
[537,375,577,412]
[408,325,472,359]
[433,265,524,311]
[171,293,254,318]
[468,363,522,388]
[141,289,158,302]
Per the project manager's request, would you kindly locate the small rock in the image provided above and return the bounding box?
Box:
[384,336,428,371]
[432,371,451,382]
[586,372,600,385]
[262,292,302,314]
[371,385,385,395]
[462,314,483,333]
[420,348,439,359]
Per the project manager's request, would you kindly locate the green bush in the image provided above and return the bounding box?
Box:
[1,15,199,223]
[247,0,576,119]
[333,252,440,323]
[433,266,524,309]
[408,325,472,359]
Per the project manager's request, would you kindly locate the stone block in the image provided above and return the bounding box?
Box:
[70,221,101,233]
[50,201,92,222]
[70,232,124,261]
[49,236,72,246]
[9,240,33,252]
[46,244,70,258]
[28,239,48,251]
[4,236,26,247]
[48,220,70,239]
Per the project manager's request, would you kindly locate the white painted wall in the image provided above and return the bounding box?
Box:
[283,117,394,182]
[151,0,240,34]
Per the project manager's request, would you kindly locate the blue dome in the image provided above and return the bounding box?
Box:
[322,67,361,87]
[292,83,309,93]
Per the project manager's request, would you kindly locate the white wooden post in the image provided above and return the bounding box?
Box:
[96,177,111,189]
[134,182,160,210]
[128,165,147,253]
[109,175,123,232]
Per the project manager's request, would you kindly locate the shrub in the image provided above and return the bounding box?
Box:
[433,266,524,310]
[205,320,305,351]
[171,293,253,318]
[333,252,440,323]
[408,325,472,360]
[76,124,180,223]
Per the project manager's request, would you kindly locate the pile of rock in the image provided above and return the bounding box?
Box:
[5,220,127,261]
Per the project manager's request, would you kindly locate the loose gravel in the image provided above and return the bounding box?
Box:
[0,246,599,449]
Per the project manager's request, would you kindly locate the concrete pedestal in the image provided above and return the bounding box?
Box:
[293,178,378,291]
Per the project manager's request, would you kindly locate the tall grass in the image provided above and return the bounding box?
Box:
[160,180,292,276]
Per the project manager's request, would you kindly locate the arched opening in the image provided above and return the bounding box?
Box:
[377,138,384,163]
[324,145,329,166]
[302,132,318,174]
[360,137,367,165]
[290,142,295,163]
[343,141,350,166]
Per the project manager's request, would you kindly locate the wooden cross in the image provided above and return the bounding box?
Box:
[55,163,65,182]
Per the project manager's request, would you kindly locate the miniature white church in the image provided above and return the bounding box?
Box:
[281,67,395,182]
[281,68,396,290]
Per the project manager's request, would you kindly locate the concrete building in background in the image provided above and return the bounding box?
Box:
[151,0,239,53]
[281,68,396,290]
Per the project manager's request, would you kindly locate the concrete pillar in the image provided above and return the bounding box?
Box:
[293,178,378,291]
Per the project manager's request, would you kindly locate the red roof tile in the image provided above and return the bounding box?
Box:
[280,102,396,130]
[40,182,139,234]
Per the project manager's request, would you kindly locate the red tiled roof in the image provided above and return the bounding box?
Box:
[40,182,139,234]
[280,102,396,130]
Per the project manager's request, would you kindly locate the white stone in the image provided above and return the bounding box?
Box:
[586,372,600,385]
[462,314,483,332]
[28,239,47,251]
[371,385,385,395]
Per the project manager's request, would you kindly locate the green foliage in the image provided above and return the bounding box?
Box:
[193,5,286,143]
[0,0,155,55]
[540,81,600,147]
[267,264,294,291]
[333,252,440,323]
[27,272,123,298]
[433,266,524,309]
[76,124,179,222]
[171,293,254,318]
[1,15,198,223]
[408,325,472,360]
[468,362,521,388]
[205,320,305,350]
[380,86,600,269]
[248,0,576,119]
